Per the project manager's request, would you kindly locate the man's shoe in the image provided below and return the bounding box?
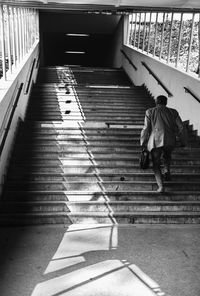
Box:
[164,172,171,181]
[157,186,165,193]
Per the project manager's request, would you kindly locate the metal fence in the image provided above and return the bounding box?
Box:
[0,4,39,80]
[126,12,200,77]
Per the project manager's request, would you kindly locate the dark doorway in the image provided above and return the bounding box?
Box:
[42,32,112,67]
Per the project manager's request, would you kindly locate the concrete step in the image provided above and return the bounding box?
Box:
[20,128,143,135]
[26,114,145,120]
[16,134,141,141]
[3,190,200,202]
[5,180,200,191]
[12,145,140,153]
[14,135,200,146]
[26,120,146,126]
[32,86,140,92]
[15,134,198,144]
[10,153,146,162]
[0,211,199,225]
[8,164,200,174]
[14,139,142,146]
[65,212,200,224]
[30,88,149,95]
[7,172,200,182]
[12,148,200,159]
[11,152,200,164]
[22,121,143,128]
[30,96,152,103]
[10,157,200,166]
[0,212,71,225]
[1,200,200,213]
[29,101,150,108]
[36,78,131,85]
[29,104,145,117]
[26,115,145,121]
[29,101,152,109]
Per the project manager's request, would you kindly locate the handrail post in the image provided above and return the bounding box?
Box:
[0,5,7,80]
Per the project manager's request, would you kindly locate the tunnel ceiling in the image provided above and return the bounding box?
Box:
[3,0,200,11]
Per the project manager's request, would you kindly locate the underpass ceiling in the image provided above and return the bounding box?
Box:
[2,0,200,11]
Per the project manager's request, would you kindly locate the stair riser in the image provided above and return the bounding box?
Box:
[11,143,200,153]
[31,91,147,95]
[4,192,200,202]
[7,174,200,182]
[29,103,148,110]
[27,118,145,123]
[29,99,152,106]
[12,152,200,161]
[12,147,140,153]
[11,153,142,161]
[1,203,200,213]
[16,135,141,141]
[14,140,142,146]
[66,204,200,212]
[11,149,200,159]
[64,215,200,224]
[27,115,145,120]
[29,107,147,112]
[29,103,149,109]
[14,137,200,145]
[6,182,200,191]
[115,216,200,224]
[0,216,71,225]
[10,159,200,166]
[21,129,142,135]
[8,166,200,174]
[0,215,199,225]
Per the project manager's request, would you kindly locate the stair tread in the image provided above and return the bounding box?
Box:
[4,190,200,194]
[3,200,200,204]
[5,180,200,184]
[7,172,200,176]
[1,211,200,216]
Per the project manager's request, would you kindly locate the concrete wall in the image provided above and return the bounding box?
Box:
[40,12,121,34]
[121,44,200,135]
[0,42,39,196]
[109,16,123,68]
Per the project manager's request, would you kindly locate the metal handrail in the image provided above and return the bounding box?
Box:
[25,58,36,94]
[184,87,200,103]
[121,49,137,71]
[141,61,173,97]
[0,83,23,158]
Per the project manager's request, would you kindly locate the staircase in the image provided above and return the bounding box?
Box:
[1,66,200,225]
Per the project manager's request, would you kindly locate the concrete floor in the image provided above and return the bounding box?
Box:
[0,224,199,296]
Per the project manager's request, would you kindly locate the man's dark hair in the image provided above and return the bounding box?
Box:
[156,95,167,105]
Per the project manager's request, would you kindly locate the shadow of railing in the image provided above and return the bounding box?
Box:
[30,224,165,296]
